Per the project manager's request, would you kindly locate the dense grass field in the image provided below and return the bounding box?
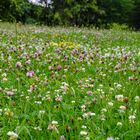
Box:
[0,23,140,140]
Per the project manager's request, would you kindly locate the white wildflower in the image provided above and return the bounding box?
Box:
[115,95,124,102]
[134,96,140,102]
[80,131,88,136]
[7,131,18,139]
[129,115,136,123]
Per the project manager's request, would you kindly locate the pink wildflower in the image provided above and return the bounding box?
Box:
[26,70,35,77]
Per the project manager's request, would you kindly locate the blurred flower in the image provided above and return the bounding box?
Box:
[60,135,66,140]
[48,121,58,133]
[60,82,69,92]
[107,137,114,140]
[119,106,126,113]
[134,96,140,102]
[129,115,136,123]
[82,112,95,119]
[55,95,62,102]
[115,95,124,102]
[81,105,86,112]
[34,101,42,104]
[6,91,14,96]
[117,122,122,127]
[57,65,62,71]
[80,131,88,136]
[25,60,31,64]
[87,91,93,96]
[4,108,14,117]
[39,110,45,115]
[85,137,90,140]
[16,62,22,69]
[26,70,35,77]
[129,76,134,81]
[81,125,87,129]
[108,102,113,107]
[116,84,122,89]
[7,131,18,140]
[34,126,42,131]
[123,97,128,103]
[101,108,107,113]
[52,120,58,125]
[2,73,7,77]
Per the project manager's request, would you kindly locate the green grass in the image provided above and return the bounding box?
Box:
[0,22,140,140]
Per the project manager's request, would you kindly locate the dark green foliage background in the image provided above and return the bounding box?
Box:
[0,0,140,29]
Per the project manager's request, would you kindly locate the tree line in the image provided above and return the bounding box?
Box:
[0,0,140,29]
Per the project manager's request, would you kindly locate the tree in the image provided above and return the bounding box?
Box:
[0,0,31,22]
[0,0,139,29]
[131,0,140,29]
[96,0,134,27]
[0,0,11,21]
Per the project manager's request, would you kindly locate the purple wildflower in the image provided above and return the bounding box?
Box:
[57,65,62,71]
[26,70,35,77]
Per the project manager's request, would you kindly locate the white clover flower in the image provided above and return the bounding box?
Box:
[108,102,113,107]
[52,120,58,125]
[83,112,95,119]
[3,77,7,81]
[71,100,75,103]
[97,89,102,92]
[88,112,96,116]
[81,125,87,129]
[44,95,51,101]
[77,117,82,121]
[7,131,18,139]
[101,114,106,121]
[80,131,88,136]
[60,135,66,140]
[8,56,12,61]
[85,136,90,140]
[101,108,107,113]
[4,108,14,117]
[102,74,106,77]
[28,45,33,49]
[2,73,7,77]
[99,84,103,87]
[82,68,85,71]
[119,106,126,113]
[116,84,122,89]
[26,96,30,100]
[110,87,115,91]
[119,106,126,111]
[115,95,124,102]
[134,96,140,102]
[55,95,62,102]
[39,110,45,114]
[81,105,86,112]
[34,101,42,104]
[48,121,58,133]
[82,113,88,118]
[129,115,136,123]
[34,126,42,131]
[117,122,122,127]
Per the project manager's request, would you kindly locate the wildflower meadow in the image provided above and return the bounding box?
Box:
[0,23,140,140]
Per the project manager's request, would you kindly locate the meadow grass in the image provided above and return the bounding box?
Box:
[0,22,140,140]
